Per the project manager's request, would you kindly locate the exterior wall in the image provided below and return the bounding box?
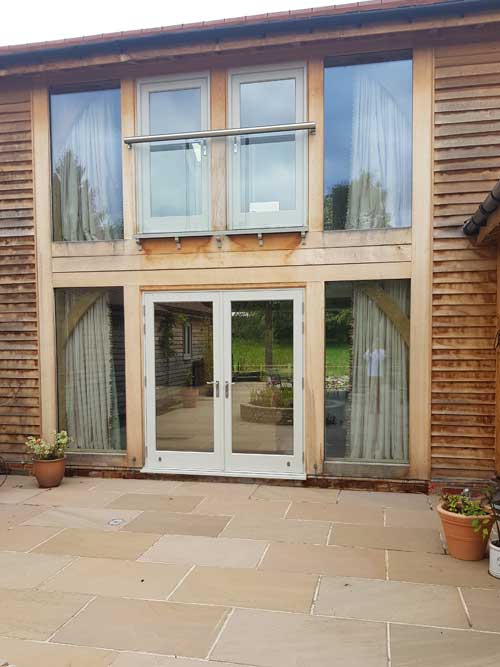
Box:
[431,42,499,480]
[0,88,39,467]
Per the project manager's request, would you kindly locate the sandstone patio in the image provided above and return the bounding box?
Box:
[0,475,499,667]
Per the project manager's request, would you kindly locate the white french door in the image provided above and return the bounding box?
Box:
[143,289,304,478]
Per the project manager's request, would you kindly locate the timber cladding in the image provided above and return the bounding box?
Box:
[432,43,499,480]
[0,89,39,466]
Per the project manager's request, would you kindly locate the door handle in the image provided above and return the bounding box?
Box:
[224,381,235,398]
[206,381,220,397]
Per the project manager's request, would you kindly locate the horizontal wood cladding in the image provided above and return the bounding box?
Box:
[0,89,39,464]
[432,44,499,480]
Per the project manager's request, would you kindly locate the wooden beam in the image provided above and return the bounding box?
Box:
[121,79,136,240]
[32,86,58,440]
[210,68,227,232]
[359,284,410,346]
[496,240,500,477]
[124,284,145,467]
[409,48,434,481]
[304,281,324,475]
[307,58,324,233]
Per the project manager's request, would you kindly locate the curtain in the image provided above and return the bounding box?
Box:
[347,280,410,461]
[64,293,121,450]
[54,93,122,241]
[346,73,411,230]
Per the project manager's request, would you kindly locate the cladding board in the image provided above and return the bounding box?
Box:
[432,44,499,480]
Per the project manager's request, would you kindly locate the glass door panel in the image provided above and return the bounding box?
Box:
[223,289,304,477]
[144,292,223,472]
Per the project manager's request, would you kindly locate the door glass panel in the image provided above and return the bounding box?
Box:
[239,79,296,213]
[154,302,214,452]
[231,300,294,455]
[148,87,203,219]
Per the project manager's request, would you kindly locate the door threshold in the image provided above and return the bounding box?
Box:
[141,466,306,480]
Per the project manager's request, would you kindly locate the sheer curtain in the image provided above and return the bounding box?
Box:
[347,280,410,461]
[64,292,121,450]
[53,92,122,241]
[346,73,411,230]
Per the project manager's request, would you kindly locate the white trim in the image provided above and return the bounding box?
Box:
[227,63,308,231]
[136,72,211,234]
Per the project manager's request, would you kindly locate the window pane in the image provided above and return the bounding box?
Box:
[323,59,412,230]
[55,287,126,451]
[145,85,205,225]
[324,280,410,462]
[238,78,297,217]
[51,89,123,241]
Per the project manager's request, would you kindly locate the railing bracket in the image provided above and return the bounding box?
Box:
[174,236,181,250]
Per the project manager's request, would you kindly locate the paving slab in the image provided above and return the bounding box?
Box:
[40,556,190,600]
[314,576,468,628]
[0,525,62,551]
[193,497,289,518]
[0,636,116,667]
[111,654,252,667]
[0,503,46,528]
[461,587,500,632]
[171,565,318,613]
[337,490,429,509]
[170,481,257,499]
[140,534,268,568]
[390,624,500,667]
[329,524,443,553]
[106,493,204,512]
[287,501,384,525]
[124,511,230,537]
[0,486,46,504]
[0,588,90,640]
[22,506,142,531]
[252,485,339,503]
[388,550,500,588]
[260,541,386,578]
[33,528,160,560]
[0,551,73,589]
[24,488,125,508]
[211,608,387,667]
[51,597,230,658]
[220,515,330,544]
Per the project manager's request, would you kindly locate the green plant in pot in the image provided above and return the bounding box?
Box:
[26,431,70,489]
[437,488,494,561]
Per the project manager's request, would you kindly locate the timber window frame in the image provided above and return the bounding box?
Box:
[227,63,308,232]
[136,72,211,235]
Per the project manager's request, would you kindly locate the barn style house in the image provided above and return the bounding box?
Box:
[1,0,499,488]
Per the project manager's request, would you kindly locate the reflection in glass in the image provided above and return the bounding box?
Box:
[239,79,297,215]
[154,302,214,452]
[324,280,410,462]
[148,88,204,221]
[50,88,123,241]
[323,59,412,230]
[55,287,126,451]
[231,300,294,455]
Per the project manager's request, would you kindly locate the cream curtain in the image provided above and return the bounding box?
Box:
[347,280,410,461]
[346,73,411,230]
[55,93,121,241]
[64,292,121,450]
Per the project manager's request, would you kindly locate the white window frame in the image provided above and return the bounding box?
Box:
[136,73,211,234]
[227,63,307,231]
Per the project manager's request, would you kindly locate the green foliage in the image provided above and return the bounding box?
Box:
[441,490,491,542]
[250,386,293,409]
[323,182,349,230]
[26,431,71,461]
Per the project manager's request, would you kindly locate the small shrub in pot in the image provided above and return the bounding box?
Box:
[26,430,71,488]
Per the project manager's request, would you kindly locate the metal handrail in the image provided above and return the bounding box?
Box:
[124,121,316,147]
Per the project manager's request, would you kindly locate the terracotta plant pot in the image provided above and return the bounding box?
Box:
[181,387,199,408]
[437,503,494,561]
[32,458,65,489]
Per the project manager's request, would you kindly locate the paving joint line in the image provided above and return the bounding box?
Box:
[45,593,98,643]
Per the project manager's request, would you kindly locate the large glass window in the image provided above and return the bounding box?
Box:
[55,287,126,451]
[50,88,123,241]
[323,58,412,230]
[229,66,306,230]
[324,280,410,463]
[137,75,209,233]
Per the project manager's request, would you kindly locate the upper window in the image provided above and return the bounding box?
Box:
[137,74,210,234]
[323,58,413,231]
[50,88,123,241]
[229,65,306,231]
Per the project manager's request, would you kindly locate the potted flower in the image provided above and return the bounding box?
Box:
[26,431,70,488]
[486,480,500,578]
[437,488,494,561]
